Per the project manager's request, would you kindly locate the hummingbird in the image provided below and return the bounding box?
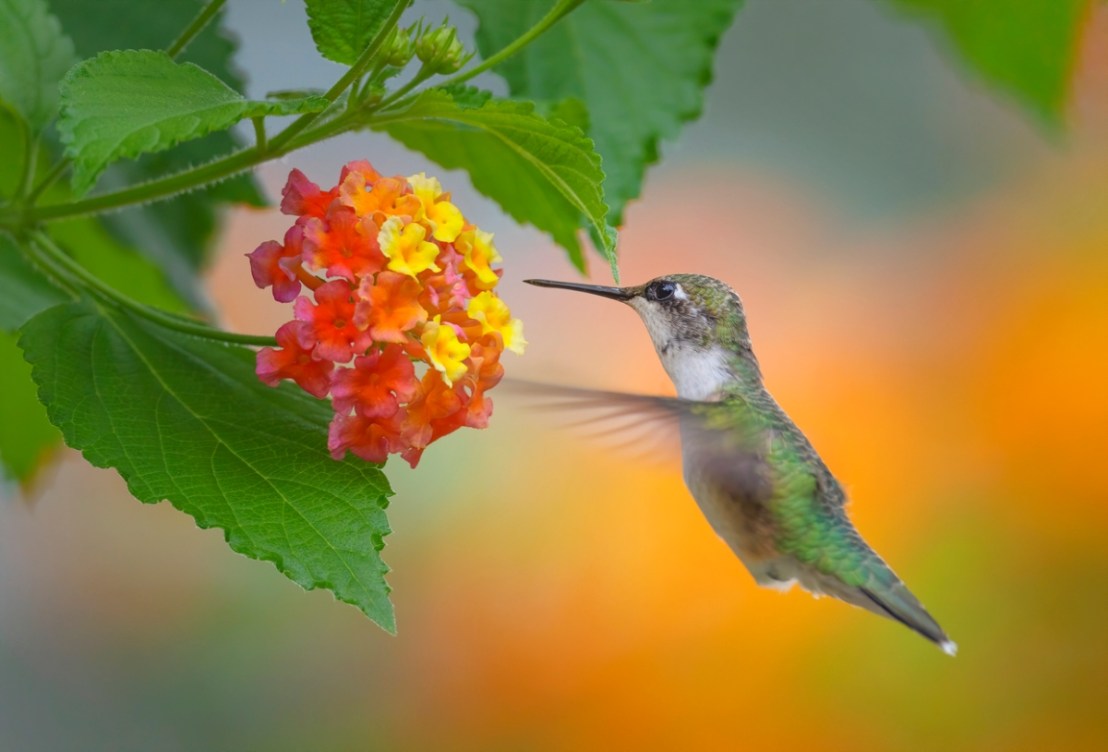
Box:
[525,274,956,655]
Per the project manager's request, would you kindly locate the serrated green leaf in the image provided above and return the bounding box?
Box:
[51,0,267,281]
[0,232,68,331]
[0,0,75,133]
[456,0,740,227]
[20,299,396,629]
[886,0,1087,126]
[373,87,616,275]
[0,331,60,484]
[58,50,327,194]
[306,0,409,65]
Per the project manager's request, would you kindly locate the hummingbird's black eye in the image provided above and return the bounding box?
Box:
[648,280,677,301]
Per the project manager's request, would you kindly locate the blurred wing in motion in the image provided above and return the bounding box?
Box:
[501,379,769,488]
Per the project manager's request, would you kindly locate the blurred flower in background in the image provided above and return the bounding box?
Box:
[2,1,1107,750]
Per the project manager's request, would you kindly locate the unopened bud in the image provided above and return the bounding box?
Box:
[415,21,467,74]
[381,24,416,68]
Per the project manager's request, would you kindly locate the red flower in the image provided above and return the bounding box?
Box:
[339,160,382,186]
[256,321,334,398]
[294,279,372,363]
[246,224,305,302]
[302,205,385,282]
[328,411,406,464]
[330,344,418,419]
[281,169,337,218]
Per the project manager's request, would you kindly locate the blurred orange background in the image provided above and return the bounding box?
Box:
[3,1,1108,750]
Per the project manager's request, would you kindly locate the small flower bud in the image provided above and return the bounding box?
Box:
[381,24,416,68]
[415,21,468,74]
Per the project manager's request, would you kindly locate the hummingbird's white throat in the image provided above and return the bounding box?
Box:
[628,296,731,401]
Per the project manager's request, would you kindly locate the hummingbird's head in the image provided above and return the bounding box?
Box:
[525,274,759,400]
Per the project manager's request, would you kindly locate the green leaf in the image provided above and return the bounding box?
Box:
[51,0,268,278]
[886,0,1088,125]
[456,0,740,226]
[20,300,396,629]
[0,232,68,331]
[0,331,60,484]
[58,50,327,194]
[0,0,75,133]
[374,87,616,275]
[305,0,410,65]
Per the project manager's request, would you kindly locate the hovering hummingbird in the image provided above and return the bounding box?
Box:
[525,274,956,655]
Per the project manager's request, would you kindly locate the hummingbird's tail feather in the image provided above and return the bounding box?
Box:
[854,580,957,656]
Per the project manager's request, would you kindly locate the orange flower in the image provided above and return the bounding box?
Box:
[302,205,384,282]
[354,271,428,343]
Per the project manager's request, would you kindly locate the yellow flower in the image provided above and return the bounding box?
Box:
[378,216,441,278]
[467,291,526,354]
[427,200,464,243]
[408,172,443,207]
[408,172,463,242]
[421,316,471,385]
[456,228,502,289]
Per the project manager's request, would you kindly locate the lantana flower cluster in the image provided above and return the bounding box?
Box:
[248,161,525,467]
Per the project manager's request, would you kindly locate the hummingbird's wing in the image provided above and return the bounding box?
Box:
[504,379,772,494]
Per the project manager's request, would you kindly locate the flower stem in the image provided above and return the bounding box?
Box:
[440,0,584,89]
[267,0,412,152]
[166,0,227,59]
[29,232,277,347]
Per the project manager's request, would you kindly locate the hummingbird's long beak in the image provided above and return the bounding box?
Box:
[524,279,632,301]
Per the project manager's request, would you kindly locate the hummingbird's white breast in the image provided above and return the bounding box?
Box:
[661,344,731,401]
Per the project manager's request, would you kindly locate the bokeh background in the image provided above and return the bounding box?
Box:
[4,0,1108,749]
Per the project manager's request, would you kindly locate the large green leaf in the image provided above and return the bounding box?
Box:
[373,87,616,274]
[20,299,396,629]
[50,0,266,279]
[886,0,1088,125]
[306,0,410,65]
[58,50,326,194]
[456,0,740,226]
[0,0,75,133]
[0,331,60,484]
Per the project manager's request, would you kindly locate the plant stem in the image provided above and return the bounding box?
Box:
[373,69,434,112]
[29,232,277,347]
[14,118,37,202]
[25,159,68,206]
[167,0,227,59]
[440,0,584,89]
[252,116,267,150]
[267,0,411,152]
